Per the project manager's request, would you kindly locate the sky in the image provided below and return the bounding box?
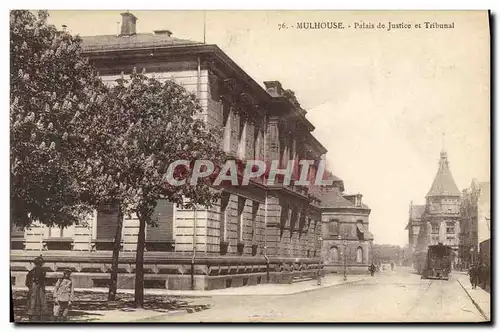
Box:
[45,10,490,246]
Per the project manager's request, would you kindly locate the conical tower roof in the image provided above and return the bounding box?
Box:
[426,151,461,197]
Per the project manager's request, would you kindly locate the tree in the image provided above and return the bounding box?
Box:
[10,10,110,229]
[10,11,130,301]
[104,70,226,307]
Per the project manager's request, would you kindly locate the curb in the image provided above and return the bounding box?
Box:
[456,278,489,321]
[131,304,211,322]
[14,277,368,298]
[287,276,368,296]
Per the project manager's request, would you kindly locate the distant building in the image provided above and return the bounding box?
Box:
[411,151,462,267]
[461,180,490,267]
[371,244,404,266]
[406,202,425,261]
[315,180,374,274]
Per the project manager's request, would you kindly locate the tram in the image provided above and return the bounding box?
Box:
[415,243,452,280]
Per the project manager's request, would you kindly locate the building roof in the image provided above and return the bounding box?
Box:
[426,151,461,197]
[410,205,426,220]
[81,33,203,53]
[316,187,370,210]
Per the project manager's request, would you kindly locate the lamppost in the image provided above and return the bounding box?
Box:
[338,234,347,281]
[317,236,323,285]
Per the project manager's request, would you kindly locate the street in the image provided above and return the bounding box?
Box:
[144,268,487,323]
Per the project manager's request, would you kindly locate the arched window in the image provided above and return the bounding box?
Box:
[329,246,339,263]
[356,247,363,263]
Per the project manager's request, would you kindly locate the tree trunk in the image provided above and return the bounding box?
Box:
[134,213,146,308]
[108,204,123,302]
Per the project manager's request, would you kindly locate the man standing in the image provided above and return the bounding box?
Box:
[369,263,376,277]
[53,269,75,322]
[468,264,478,289]
[25,255,47,322]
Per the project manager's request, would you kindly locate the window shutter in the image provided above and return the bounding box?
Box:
[96,204,119,240]
[11,225,24,239]
[147,199,174,242]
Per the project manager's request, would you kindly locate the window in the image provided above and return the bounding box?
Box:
[356,247,363,264]
[253,125,260,160]
[222,101,231,152]
[146,199,174,251]
[237,196,246,242]
[431,225,439,233]
[446,222,454,234]
[251,201,259,244]
[329,246,339,263]
[238,117,246,159]
[220,193,230,242]
[290,208,298,231]
[329,219,339,235]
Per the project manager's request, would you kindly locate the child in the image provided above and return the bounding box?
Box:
[52,269,74,322]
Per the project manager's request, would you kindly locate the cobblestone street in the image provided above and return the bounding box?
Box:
[140,268,488,323]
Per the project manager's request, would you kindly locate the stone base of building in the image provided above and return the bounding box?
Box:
[10,251,322,291]
[11,269,321,291]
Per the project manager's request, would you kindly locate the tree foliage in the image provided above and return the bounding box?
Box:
[11,10,227,307]
[10,10,109,228]
[101,70,226,306]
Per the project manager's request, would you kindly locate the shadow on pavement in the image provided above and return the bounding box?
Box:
[12,289,210,323]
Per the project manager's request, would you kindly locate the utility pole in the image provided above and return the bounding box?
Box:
[317,236,323,285]
[343,236,348,281]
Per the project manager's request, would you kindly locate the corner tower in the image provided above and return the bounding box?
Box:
[416,151,462,267]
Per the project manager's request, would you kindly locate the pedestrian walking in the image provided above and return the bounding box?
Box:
[25,255,48,322]
[479,263,488,289]
[391,262,394,271]
[468,264,478,289]
[52,269,74,322]
[369,263,376,277]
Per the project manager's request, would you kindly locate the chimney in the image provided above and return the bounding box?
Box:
[120,12,138,36]
[154,29,173,37]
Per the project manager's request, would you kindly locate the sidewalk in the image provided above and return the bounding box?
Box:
[455,273,491,321]
[14,274,369,322]
[13,274,368,298]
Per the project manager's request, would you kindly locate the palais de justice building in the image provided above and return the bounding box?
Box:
[10,12,372,290]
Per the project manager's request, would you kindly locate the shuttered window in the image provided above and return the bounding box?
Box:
[146,199,174,242]
[11,225,25,239]
[237,197,246,242]
[220,192,230,242]
[329,219,339,235]
[251,201,259,244]
[96,204,119,240]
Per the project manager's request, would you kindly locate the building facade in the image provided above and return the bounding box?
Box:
[460,180,490,268]
[405,202,425,263]
[10,12,348,290]
[316,183,373,274]
[412,151,462,267]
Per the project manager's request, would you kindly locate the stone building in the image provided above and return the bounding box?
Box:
[460,179,490,267]
[405,202,425,266]
[10,12,338,290]
[412,151,462,267]
[315,181,373,274]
